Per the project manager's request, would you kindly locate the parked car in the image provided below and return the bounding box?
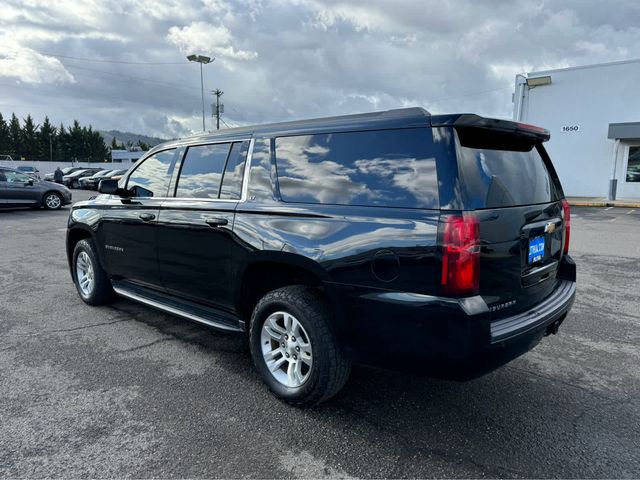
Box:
[16,165,41,179]
[107,169,127,184]
[81,169,127,190]
[78,169,112,189]
[66,108,576,406]
[0,167,72,209]
[44,167,85,182]
[63,168,103,189]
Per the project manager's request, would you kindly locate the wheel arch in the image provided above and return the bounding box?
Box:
[66,226,101,273]
[235,252,344,332]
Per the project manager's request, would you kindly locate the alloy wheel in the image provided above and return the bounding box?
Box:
[45,193,61,209]
[260,311,313,388]
[76,251,95,297]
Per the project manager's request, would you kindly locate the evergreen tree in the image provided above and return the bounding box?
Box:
[137,139,150,151]
[0,113,10,155]
[68,120,85,161]
[37,116,56,161]
[87,126,108,162]
[22,115,38,160]
[57,123,69,161]
[110,137,119,150]
[9,113,21,158]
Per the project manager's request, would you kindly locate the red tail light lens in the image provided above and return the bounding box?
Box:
[562,199,571,254]
[440,215,480,296]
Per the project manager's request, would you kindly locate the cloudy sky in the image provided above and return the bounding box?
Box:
[1,0,639,138]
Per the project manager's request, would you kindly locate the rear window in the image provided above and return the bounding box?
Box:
[275,128,438,209]
[455,129,561,209]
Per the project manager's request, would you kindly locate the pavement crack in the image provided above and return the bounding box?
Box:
[505,364,612,401]
[334,401,524,478]
[2,317,133,337]
[120,337,175,353]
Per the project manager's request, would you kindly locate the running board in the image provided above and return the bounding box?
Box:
[112,281,243,333]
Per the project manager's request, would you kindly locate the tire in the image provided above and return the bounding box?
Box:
[72,239,115,305]
[71,180,79,189]
[249,285,351,407]
[42,192,62,210]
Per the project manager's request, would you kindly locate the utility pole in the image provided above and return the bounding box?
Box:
[212,89,224,130]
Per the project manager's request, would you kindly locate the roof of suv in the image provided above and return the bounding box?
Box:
[151,108,433,153]
[148,107,549,155]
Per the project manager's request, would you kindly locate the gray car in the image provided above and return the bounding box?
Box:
[0,167,72,210]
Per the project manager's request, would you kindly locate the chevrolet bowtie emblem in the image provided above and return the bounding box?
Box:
[544,222,556,233]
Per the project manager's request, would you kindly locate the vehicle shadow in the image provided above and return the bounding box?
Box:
[94,296,633,478]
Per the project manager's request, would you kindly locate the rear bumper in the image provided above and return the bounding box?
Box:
[332,255,576,380]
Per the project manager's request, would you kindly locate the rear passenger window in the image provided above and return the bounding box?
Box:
[127,149,176,197]
[176,143,230,199]
[275,128,438,209]
[220,141,249,200]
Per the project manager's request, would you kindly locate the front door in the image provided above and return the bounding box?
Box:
[3,170,39,207]
[97,149,178,289]
[157,140,250,312]
[618,144,640,199]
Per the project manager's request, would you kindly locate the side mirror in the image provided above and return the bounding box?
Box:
[26,178,34,186]
[98,179,120,195]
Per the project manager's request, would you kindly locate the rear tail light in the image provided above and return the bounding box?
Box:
[440,214,480,296]
[561,199,571,254]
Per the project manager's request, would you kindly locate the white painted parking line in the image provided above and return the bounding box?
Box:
[605,207,613,211]
[627,209,635,215]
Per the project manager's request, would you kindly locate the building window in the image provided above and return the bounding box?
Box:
[627,146,640,183]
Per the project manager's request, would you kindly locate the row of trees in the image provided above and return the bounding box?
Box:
[0,113,110,163]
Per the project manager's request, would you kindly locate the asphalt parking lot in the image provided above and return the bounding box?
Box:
[1,192,639,478]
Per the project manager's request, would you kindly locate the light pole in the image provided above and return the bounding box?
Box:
[49,132,53,162]
[187,54,214,131]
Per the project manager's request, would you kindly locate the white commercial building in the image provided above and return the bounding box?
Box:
[513,58,640,200]
[111,149,145,164]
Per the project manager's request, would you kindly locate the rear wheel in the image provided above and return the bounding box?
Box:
[72,239,114,305]
[71,180,80,189]
[43,192,62,210]
[249,285,351,407]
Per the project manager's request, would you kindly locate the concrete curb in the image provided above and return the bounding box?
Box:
[568,200,640,208]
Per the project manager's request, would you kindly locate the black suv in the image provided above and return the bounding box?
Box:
[66,108,576,406]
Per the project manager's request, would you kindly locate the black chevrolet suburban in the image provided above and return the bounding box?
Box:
[66,108,576,406]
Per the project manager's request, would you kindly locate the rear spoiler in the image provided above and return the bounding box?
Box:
[430,114,550,142]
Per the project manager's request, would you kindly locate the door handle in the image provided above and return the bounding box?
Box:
[139,213,156,221]
[205,217,228,227]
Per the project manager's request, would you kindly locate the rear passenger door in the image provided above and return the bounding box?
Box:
[156,139,251,312]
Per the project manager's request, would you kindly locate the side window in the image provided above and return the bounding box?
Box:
[219,141,250,200]
[175,143,231,199]
[0,169,7,182]
[127,149,176,197]
[5,171,30,183]
[275,128,438,209]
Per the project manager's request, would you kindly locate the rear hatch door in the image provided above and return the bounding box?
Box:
[438,118,567,316]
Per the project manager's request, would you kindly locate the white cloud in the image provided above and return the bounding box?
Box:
[166,21,258,63]
[0,48,75,84]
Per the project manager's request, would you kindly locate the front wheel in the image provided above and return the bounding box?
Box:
[43,192,62,210]
[250,286,351,407]
[71,180,80,189]
[72,239,114,305]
